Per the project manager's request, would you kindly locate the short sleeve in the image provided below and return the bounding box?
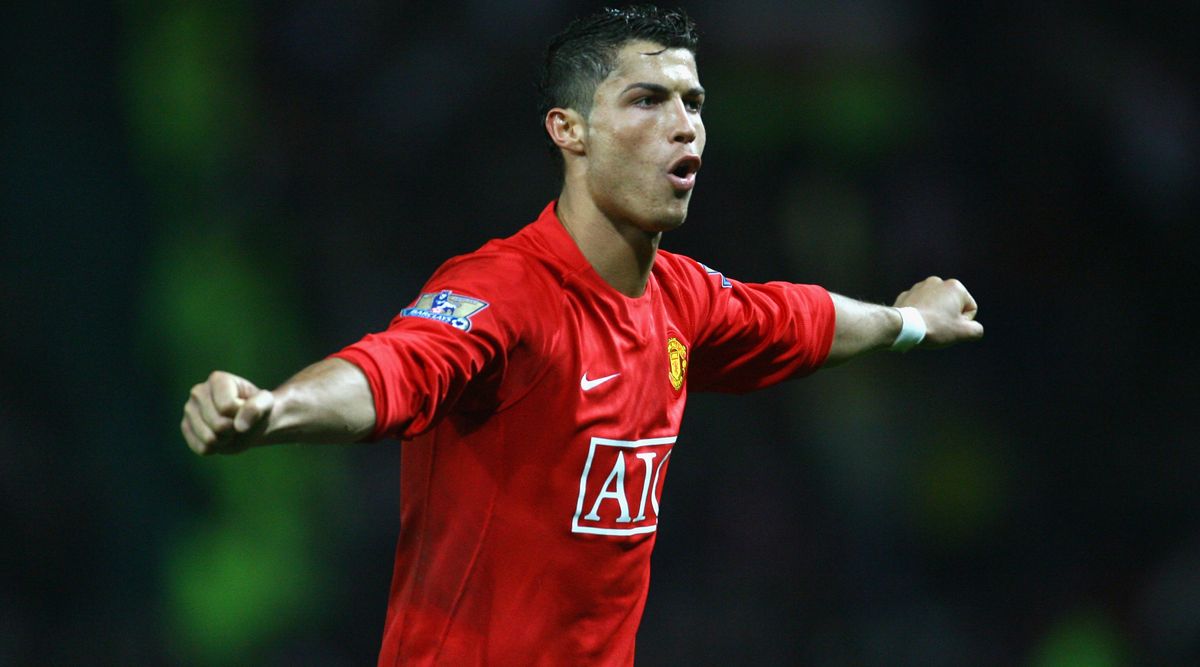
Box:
[331,250,544,440]
[681,260,836,393]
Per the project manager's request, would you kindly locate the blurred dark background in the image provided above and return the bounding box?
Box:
[2,1,1197,665]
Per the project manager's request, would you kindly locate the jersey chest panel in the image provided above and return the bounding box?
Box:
[508,282,690,538]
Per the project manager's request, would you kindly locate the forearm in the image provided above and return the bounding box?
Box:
[822,277,984,367]
[824,293,902,366]
[261,358,377,445]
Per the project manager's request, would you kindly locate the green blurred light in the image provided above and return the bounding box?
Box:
[1032,609,1128,667]
[122,3,349,663]
[141,227,306,384]
[166,511,319,665]
[704,58,924,162]
[120,1,253,174]
[141,223,339,665]
[908,423,1007,548]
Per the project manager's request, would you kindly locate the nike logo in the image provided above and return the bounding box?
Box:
[580,372,620,391]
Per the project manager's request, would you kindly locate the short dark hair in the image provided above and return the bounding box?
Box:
[537,5,699,155]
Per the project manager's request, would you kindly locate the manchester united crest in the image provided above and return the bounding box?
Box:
[667,337,688,391]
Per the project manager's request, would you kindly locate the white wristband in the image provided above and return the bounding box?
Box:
[891,306,926,352]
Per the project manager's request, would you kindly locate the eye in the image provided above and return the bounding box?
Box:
[685,98,704,112]
[634,96,657,107]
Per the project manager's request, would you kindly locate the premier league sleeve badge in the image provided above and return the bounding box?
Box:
[400,290,490,331]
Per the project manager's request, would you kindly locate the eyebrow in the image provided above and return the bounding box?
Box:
[621,82,706,97]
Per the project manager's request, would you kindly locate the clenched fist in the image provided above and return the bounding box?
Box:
[181,371,275,455]
[893,276,984,348]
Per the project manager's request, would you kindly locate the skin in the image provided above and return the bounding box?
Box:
[548,40,706,297]
[180,38,983,456]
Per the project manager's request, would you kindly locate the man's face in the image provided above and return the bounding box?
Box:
[582,40,706,232]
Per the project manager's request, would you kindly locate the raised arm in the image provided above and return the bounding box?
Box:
[824,276,983,365]
[180,358,376,455]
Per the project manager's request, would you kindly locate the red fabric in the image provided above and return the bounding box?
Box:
[331,202,835,666]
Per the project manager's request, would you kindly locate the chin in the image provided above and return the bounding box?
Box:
[600,189,692,233]
[643,194,692,231]
[655,213,688,232]
[659,202,691,230]
[636,208,687,233]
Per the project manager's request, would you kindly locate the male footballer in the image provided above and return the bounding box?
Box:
[180,6,983,665]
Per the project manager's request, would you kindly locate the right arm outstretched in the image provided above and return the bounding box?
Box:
[180,358,376,455]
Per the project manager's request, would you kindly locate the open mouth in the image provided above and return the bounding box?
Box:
[666,155,702,191]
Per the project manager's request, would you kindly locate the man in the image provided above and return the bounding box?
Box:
[180,6,983,665]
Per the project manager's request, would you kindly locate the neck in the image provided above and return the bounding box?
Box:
[556,188,660,298]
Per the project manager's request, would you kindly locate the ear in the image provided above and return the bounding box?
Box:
[544,107,587,157]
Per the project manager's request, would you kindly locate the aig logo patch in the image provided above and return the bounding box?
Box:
[400,290,489,331]
[571,436,675,536]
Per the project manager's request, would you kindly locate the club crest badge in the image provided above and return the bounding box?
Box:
[400,289,489,331]
[667,337,688,391]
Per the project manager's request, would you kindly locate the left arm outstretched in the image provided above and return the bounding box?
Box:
[823,276,983,366]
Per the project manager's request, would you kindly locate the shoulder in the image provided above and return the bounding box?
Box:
[408,234,560,338]
[432,244,533,285]
[650,249,734,334]
[430,227,556,295]
[653,248,733,293]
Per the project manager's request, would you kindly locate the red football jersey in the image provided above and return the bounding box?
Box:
[333,202,835,666]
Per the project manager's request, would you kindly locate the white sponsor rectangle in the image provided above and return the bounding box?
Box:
[571,436,676,536]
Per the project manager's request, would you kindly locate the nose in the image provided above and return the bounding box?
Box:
[670,98,696,144]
